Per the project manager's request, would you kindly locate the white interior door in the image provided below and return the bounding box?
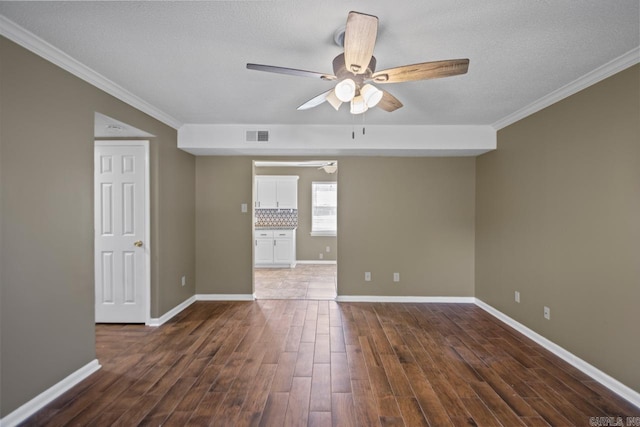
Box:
[94,141,149,323]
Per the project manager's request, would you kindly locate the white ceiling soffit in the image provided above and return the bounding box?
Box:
[94,112,155,138]
[178,124,496,157]
[0,2,638,144]
[255,161,338,168]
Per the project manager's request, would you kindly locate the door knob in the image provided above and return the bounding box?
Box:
[134,240,143,247]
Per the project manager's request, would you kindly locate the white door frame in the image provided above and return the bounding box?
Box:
[94,140,151,324]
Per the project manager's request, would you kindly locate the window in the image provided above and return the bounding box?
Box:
[311,182,337,236]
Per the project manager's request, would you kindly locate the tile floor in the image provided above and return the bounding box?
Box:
[254,263,337,300]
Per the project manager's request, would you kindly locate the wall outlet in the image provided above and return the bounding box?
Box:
[241,203,248,213]
[515,291,520,303]
[319,253,324,260]
[181,275,186,287]
[544,306,551,320]
[326,246,331,253]
[393,272,400,282]
[365,272,371,282]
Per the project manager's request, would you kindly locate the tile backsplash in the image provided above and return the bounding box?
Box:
[255,209,298,229]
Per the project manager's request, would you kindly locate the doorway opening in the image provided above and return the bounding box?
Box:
[252,160,338,300]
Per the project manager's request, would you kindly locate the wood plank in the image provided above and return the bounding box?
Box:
[330,325,346,352]
[237,363,277,426]
[402,363,453,426]
[283,377,312,426]
[308,411,332,427]
[345,343,369,380]
[332,393,357,427]
[376,395,403,420]
[258,392,289,427]
[271,351,298,392]
[460,396,505,427]
[314,333,331,363]
[350,379,382,427]
[138,377,197,426]
[331,352,351,393]
[379,354,414,396]
[284,325,303,352]
[524,397,574,426]
[294,341,315,377]
[301,318,318,343]
[396,397,429,427]
[310,363,332,412]
[475,366,537,417]
[470,381,527,426]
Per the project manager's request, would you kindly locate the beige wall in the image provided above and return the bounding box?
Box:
[196,156,476,297]
[255,165,338,261]
[0,38,195,416]
[476,65,640,392]
[196,157,254,294]
[337,157,475,296]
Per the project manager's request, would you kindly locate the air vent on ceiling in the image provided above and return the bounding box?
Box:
[246,130,269,142]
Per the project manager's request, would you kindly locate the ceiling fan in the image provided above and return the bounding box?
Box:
[318,161,338,174]
[247,11,469,115]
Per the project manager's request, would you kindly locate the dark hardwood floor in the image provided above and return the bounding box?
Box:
[22,301,639,426]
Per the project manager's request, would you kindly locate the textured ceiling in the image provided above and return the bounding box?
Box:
[1,1,638,128]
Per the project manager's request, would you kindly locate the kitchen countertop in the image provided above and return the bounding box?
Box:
[254,226,297,230]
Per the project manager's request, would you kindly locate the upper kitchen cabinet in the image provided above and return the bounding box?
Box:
[255,176,299,209]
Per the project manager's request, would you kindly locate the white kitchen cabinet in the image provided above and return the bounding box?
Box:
[255,231,275,264]
[275,178,297,209]
[255,179,278,209]
[254,229,296,267]
[273,230,294,264]
[255,176,298,209]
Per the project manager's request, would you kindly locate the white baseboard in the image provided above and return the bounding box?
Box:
[0,359,101,427]
[475,298,640,408]
[147,294,256,327]
[335,295,475,303]
[295,260,337,265]
[196,294,255,301]
[147,295,196,327]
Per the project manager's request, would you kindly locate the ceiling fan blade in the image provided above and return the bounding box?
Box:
[247,63,336,81]
[377,90,403,112]
[371,59,469,83]
[343,11,378,75]
[297,89,334,110]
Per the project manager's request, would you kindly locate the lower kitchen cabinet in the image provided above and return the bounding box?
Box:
[254,229,296,267]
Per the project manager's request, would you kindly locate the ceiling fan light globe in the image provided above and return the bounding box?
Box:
[361,84,383,108]
[322,164,338,174]
[350,95,368,114]
[335,79,356,102]
[326,90,343,111]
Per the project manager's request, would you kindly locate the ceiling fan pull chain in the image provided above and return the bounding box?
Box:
[352,114,356,139]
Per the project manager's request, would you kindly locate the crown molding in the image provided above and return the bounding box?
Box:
[492,47,640,130]
[0,16,183,130]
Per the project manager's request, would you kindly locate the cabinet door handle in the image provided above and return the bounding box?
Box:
[255,240,257,246]
[274,240,276,246]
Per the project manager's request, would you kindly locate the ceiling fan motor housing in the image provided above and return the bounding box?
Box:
[332,53,376,95]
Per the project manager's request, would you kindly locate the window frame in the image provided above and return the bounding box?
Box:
[310,181,337,237]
